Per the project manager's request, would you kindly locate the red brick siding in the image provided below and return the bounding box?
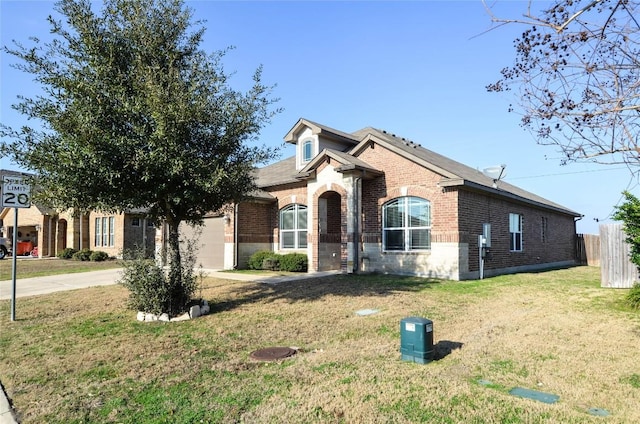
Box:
[236,202,273,243]
[357,143,460,242]
[269,183,308,247]
[457,190,576,272]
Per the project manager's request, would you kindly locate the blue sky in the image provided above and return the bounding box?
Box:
[1,0,634,234]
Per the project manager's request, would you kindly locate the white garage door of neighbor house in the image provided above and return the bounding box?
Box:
[180,217,225,270]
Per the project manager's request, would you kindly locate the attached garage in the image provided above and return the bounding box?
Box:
[180,216,226,270]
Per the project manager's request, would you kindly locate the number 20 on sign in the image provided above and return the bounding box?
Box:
[2,177,31,208]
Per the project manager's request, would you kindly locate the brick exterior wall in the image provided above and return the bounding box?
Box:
[89,212,155,258]
[266,183,308,250]
[356,143,466,278]
[356,141,576,279]
[457,189,576,276]
[237,202,274,244]
[231,183,308,268]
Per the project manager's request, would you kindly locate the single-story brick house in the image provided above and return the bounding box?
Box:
[188,118,581,280]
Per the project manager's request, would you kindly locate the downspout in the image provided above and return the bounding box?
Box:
[353,176,362,273]
[574,214,584,263]
[142,217,147,254]
[48,216,53,257]
[79,214,83,250]
[233,203,239,269]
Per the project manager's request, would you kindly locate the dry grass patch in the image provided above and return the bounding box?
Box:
[1,266,640,423]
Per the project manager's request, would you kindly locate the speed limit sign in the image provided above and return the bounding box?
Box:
[2,176,31,208]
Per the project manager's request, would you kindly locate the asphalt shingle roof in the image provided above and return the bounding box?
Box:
[353,127,580,216]
[255,121,580,217]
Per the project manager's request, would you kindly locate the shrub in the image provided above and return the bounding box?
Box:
[246,251,308,272]
[248,250,278,270]
[72,248,92,261]
[262,256,280,271]
[57,248,77,259]
[279,253,308,272]
[118,252,170,315]
[119,238,201,316]
[626,282,640,310]
[90,250,110,262]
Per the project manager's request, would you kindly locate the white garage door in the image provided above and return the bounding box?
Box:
[180,217,225,269]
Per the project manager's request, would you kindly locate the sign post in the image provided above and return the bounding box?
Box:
[2,176,32,321]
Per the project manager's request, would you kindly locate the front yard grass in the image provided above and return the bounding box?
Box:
[1,266,639,423]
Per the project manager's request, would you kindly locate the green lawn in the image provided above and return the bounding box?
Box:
[1,266,639,423]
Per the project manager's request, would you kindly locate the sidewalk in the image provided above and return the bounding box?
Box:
[0,269,340,300]
[0,268,340,422]
[0,268,124,300]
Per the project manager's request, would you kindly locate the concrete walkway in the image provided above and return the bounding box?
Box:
[0,268,340,423]
[0,268,124,300]
[0,268,340,300]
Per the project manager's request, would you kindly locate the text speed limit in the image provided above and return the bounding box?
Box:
[2,177,31,208]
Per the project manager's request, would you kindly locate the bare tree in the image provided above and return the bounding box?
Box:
[485,0,640,168]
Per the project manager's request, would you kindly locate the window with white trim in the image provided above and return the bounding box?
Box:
[302,139,313,162]
[280,204,307,249]
[95,216,115,247]
[109,216,115,246]
[383,197,431,251]
[95,218,102,247]
[509,213,523,252]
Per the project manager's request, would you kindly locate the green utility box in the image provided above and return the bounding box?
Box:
[400,317,434,364]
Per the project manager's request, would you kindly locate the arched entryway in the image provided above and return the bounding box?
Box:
[317,191,343,271]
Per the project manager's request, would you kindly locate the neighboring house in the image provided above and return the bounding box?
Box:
[0,189,155,258]
[187,118,581,280]
[89,211,156,258]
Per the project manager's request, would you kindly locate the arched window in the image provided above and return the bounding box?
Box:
[302,139,313,162]
[382,197,431,251]
[280,204,308,249]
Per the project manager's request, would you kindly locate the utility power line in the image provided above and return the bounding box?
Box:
[508,167,628,180]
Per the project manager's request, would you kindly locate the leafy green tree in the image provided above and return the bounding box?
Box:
[485,0,640,167]
[613,191,640,269]
[613,191,640,309]
[1,0,279,315]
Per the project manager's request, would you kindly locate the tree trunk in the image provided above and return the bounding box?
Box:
[166,217,183,315]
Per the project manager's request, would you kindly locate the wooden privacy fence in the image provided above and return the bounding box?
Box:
[576,233,600,267]
[599,223,638,288]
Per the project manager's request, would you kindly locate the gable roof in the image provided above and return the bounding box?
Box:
[284,118,360,146]
[297,149,383,180]
[256,120,580,217]
[350,128,581,217]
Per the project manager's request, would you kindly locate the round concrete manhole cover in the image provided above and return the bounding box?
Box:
[250,347,296,361]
